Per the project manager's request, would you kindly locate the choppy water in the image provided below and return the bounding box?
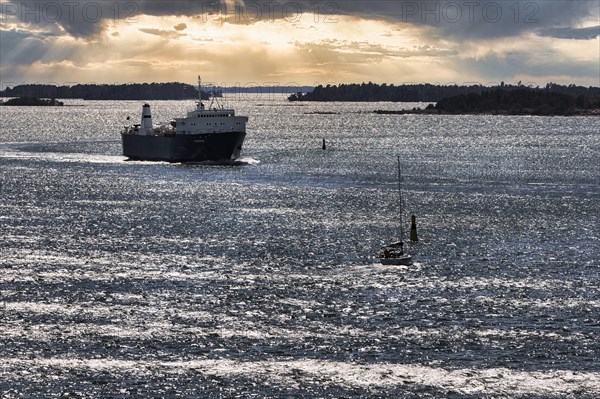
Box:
[1,96,599,398]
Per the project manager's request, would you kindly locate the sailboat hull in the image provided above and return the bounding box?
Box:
[380,255,413,266]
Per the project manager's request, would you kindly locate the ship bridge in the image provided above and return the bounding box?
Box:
[188,107,237,118]
[176,105,248,135]
[173,77,248,135]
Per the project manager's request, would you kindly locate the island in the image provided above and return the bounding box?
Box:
[288,82,600,116]
[371,89,600,116]
[0,83,220,101]
[432,88,600,116]
[0,97,64,106]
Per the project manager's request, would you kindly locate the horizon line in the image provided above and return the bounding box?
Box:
[2,81,599,90]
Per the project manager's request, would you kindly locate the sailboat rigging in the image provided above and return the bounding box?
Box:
[379,156,414,266]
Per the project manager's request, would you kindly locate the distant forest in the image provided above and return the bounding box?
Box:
[219,85,315,94]
[288,82,600,102]
[0,83,216,100]
[435,88,600,115]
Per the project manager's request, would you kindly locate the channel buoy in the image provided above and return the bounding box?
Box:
[410,214,419,242]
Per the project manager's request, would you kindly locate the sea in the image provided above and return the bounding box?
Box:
[1,95,599,398]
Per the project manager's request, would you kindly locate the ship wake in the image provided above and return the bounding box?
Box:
[182,157,260,167]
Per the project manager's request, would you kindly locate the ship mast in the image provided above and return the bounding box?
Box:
[397,155,405,245]
[197,75,205,110]
[197,76,224,110]
[198,76,203,102]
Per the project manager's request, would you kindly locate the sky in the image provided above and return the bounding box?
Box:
[1,0,599,87]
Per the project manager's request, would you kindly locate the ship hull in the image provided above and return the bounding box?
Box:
[122,132,246,162]
[379,255,413,266]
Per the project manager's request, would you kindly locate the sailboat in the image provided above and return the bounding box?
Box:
[379,156,414,266]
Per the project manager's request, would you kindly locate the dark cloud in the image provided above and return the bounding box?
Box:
[453,52,600,84]
[0,29,48,65]
[139,28,186,38]
[325,0,598,39]
[538,25,600,40]
[2,0,222,37]
[3,0,598,39]
[174,23,188,31]
[3,0,112,37]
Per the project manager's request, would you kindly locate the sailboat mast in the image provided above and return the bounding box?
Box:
[397,155,405,243]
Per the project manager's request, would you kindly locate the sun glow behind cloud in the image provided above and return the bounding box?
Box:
[3,13,435,85]
[1,0,599,86]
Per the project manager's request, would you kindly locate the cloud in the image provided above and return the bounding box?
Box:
[453,52,600,85]
[1,0,215,37]
[328,0,599,39]
[293,39,456,64]
[1,1,598,86]
[2,0,108,37]
[3,0,598,40]
[0,29,48,65]
[139,28,186,38]
[174,23,187,31]
[538,25,600,40]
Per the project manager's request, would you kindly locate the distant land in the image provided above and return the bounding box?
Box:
[0,83,313,100]
[434,88,600,116]
[0,83,216,101]
[0,97,64,106]
[1,82,598,116]
[287,82,600,116]
[219,86,315,94]
[288,82,600,102]
[370,89,600,116]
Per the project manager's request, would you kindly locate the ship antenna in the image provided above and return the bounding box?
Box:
[205,83,223,110]
[198,76,202,102]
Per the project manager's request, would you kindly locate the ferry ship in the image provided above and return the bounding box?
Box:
[121,77,248,162]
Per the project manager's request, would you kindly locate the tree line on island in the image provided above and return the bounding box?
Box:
[287,82,600,102]
[2,81,598,115]
[288,82,600,116]
[0,83,218,101]
[433,88,600,115]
